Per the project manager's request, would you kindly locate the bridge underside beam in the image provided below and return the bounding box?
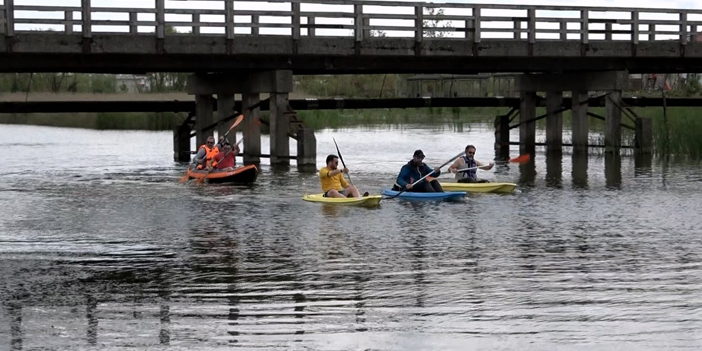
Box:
[3,52,702,74]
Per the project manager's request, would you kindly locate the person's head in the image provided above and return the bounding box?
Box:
[465,145,476,159]
[326,154,339,170]
[223,142,232,152]
[412,149,425,166]
[206,136,215,148]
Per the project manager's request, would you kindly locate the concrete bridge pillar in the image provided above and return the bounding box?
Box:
[546,91,563,154]
[269,93,290,165]
[186,70,307,166]
[242,93,261,165]
[572,91,589,153]
[605,90,623,153]
[516,71,628,154]
[519,91,537,155]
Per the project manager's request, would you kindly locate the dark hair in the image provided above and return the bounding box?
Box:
[326,154,338,164]
[465,144,476,151]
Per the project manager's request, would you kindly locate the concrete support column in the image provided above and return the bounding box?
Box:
[297,125,316,167]
[546,91,563,153]
[519,92,536,155]
[195,94,214,148]
[635,117,653,154]
[494,114,510,160]
[242,93,261,164]
[571,90,589,154]
[173,124,191,162]
[270,93,290,165]
[217,94,236,145]
[605,153,622,188]
[605,90,622,153]
[572,153,589,189]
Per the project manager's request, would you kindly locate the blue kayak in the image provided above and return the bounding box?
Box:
[381,189,467,200]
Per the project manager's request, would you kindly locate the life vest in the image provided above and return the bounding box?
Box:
[196,144,219,169]
[457,155,477,181]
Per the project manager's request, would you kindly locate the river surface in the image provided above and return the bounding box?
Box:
[1,124,701,351]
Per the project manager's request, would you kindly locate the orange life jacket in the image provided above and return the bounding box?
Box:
[196,144,220,169]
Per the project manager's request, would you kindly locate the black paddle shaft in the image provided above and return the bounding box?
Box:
[332,138,354,187]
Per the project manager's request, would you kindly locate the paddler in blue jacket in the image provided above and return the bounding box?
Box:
[394,149,444,192]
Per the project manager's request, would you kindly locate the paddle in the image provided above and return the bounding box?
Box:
[454,153,531,173]
[385,151,465,199]
[198,116,262,184]
[332,138,355,188]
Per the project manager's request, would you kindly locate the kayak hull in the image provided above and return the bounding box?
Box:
[439,181,517,194]
[187,165,258,184]
[381,189,466,200]
[303,193,382,206]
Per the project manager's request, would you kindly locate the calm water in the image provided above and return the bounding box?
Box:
[1,124,701,351]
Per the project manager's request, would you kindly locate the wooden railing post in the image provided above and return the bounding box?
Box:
[309,16,316,37]
[581,9,589,44]
[559,20,567,40]
[4,0,15,37]
[292,2,301,40]
[415,4,423,42]
[225,0,234,53]
[354,3,363,41]
[130,11,138,35]
[65,10,73,34]
[252,15,259,36]
[156,0,165,39]
[473,6,481,43]
[82,0,91,39]
[192,13,200,35]
[605,22,612,41]
[681,11,688,45]
[528,8,536,44]
[632,10,639,45]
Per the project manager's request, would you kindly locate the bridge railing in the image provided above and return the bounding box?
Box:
[1,0,701,45]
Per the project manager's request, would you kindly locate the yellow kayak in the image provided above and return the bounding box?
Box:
[439,182,517,194]
[302,193,382,206]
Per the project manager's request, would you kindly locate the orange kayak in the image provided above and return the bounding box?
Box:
[187,165,258,184]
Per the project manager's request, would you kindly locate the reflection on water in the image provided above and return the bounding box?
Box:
[1,124,701,351]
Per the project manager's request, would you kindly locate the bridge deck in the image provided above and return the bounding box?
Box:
[2,1,702,73]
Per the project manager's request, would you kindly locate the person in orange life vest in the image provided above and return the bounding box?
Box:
[191,136,220,170]
[319,154,368,198]
[394,149,443,192]
[209,142,239,171]
[448,144,494,183]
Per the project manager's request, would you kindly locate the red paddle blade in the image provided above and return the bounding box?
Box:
[178,173,190,183]
[228,114,245,132]
[509,153,531,164]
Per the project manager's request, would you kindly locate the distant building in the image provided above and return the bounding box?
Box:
[115,74,150,93]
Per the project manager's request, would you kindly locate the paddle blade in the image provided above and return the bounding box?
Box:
[228,114,245,132]
[509,153,531,164]
[196,176,206,184]
[178,173,190,183]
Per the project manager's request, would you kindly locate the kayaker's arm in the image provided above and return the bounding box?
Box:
[424,163,440,177]
[448,159,462,173]
[476,160,495,170]
[396,166,410,187]
[192,148,207,165]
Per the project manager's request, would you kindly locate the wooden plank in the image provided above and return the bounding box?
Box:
[301,12,354,18]
[233,23,293,28]
[81,0,91,38]
[228,10,294,16]
[14,5,81,11]
[308,16,316,37]
[363,13,418,20]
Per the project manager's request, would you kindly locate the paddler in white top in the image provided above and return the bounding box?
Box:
[448,145,494,183]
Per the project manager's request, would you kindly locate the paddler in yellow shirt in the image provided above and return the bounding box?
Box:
[319,154,368,198]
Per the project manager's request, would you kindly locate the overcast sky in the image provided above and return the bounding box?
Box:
[3,0,699,39]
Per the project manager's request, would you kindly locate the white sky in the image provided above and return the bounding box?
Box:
[2,0,701,40]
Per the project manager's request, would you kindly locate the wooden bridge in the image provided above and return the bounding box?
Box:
[2,0,702,73]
